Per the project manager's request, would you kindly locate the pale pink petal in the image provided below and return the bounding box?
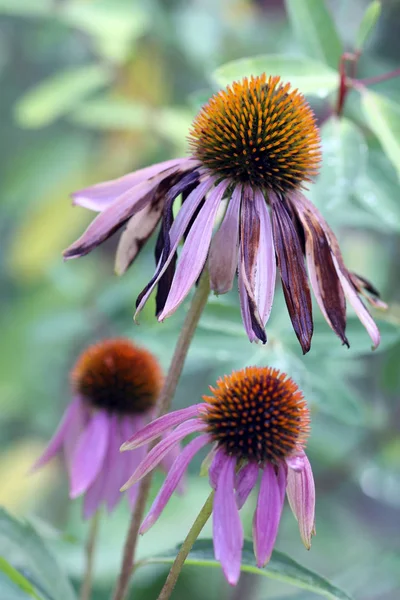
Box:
[253,463,285,567]
[208,446,226,489]
[158,180,230,320]
[121,405,206,451]
[209,185,241,294]
[238,253,256,342]
[102,416,129,513]
[213,455,243,586]
[121,419,206,490]
[31,397,82,471]
[159,438,185,495]
[236,462,259,509]
[134,177,216,316]
[253,190,276,325]
[331,255,380,349]
[286,451,315,550]
[72,158,199,211]
[140,434,211,533]
[70,411,110,499]
[63,399,89,477]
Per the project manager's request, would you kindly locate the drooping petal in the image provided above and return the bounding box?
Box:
[209,446,227,489]
[253,463,285,567]
[235,462,259,509]
[31,397,82,471]
[63,399,89,477]
[103,416,137,513]
[159,437,186,495]
[70,411,110,498]
[121,405,206,451]
[213,455,243,586]
[286,451,315,550]
[135,177,216,317]
[158,179,230,320]
[140,434,211,533]
[290,193,348,346]
[73,158,198,212]
[253,189,276,326]
[121,419,206,490]
[209,185,242,294]
[115,171,200,275]
[270,194,313,354]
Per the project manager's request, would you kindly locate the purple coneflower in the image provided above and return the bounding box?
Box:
[120,366,315,585]
[32,338,178,518]
[64,74,384,353]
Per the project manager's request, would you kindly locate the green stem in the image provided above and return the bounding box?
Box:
[111,271,211,600]
[157,491,215,600]
[80,511,100,600]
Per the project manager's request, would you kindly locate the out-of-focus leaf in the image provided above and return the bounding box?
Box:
[284,0,342,70]
[69,99,149,131]
[361,91,400,179]
[0,0,52,15]
[310,117,367,210]
[0,509,76,600]
[213,55,338,97]
[145,539,353,599]
[0,558,42,600]
[14,65,112,128]
[356,1,382,49]
[61,1,149,63]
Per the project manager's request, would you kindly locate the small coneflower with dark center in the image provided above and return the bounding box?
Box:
[32,338,180,518]
[120,366,315,585]
[64,74,384,353]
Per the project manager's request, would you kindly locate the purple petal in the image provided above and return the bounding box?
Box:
[209,185,241,294]
[70,411,110,499]
[135,177,216,316]
[286,451,315,550]
[63,399,88,477]
[121,404,206,451]
[236,462,259,509]
[140,434,211,533]
[209,446,227,489]
[332,255,380,349]
[102,416,136,513]
[121,419,206,490]
[158,180,230,320]
[31,397,82,471]
[253,190,276,326]
[159,438,186,495]
[73,158,197,212]
[213,455,243,586]
[253,463,285,567]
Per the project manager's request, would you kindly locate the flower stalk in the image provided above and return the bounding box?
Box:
[80,511,100,600]
[157,491,215,600]
[112,270,211,600]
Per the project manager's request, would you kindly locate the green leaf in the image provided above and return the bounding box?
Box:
[212,55,338,97]
[309,117,367,211]
[284,0,342,70]
[69,99,150,131]
[361,90,400,179]
[0,0,52,16]
[145,539,353,599]
[356,1,382,49]
[0,508,77,600]
[0,558,42,599]
[14,65,112,128]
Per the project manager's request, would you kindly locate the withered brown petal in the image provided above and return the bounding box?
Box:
[271,196,313,354]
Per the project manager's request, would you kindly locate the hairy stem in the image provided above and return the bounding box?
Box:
[112,271,211,600]
[80,511,100,600]
[157,491,215,600]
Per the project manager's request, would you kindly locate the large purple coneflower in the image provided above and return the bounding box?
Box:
[120,366,315,586]
[32,338,179,518]
[64,74,384,353]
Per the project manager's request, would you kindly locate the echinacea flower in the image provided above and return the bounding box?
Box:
[120,366,315,585]
[32,338,178,518]
[64,74,384,353]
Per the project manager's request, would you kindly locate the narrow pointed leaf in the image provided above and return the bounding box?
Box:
[356,1,382,49]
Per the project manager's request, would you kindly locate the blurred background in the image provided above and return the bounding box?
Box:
[1,0,400,599]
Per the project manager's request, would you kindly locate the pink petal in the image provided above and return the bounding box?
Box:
[213,455,243,586]
[209,185,242,294]
[70,411,110,499]
[63,399,89,477]
[31,397,82,471]
[103,416,133,513]
[158,179,230,320]
[286,451,315,550]
[140,434,211,533]
[253,463,285,567]
[208,446,226,489]
[121,419,206,490]
[135,177,216,316]
[121,405,206,451]
[73,158,197,212]
[253,190,276,326]
[159,437,185,495]
[236,462,259,509]
[332,255,380,349]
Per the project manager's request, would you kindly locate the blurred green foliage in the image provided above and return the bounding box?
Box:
[0,0,400,599]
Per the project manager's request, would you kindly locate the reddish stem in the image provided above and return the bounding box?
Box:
[335,52,361,117]
[355,67,400,87]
